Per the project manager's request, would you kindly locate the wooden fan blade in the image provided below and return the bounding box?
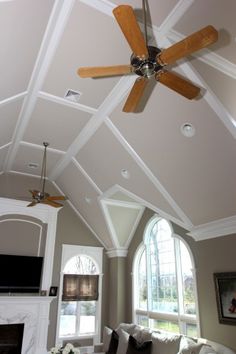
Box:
[78,65,132,78]
[113,5,148,59]
[47,195,67,201]
[29,189,39,196]
[158,25,218,65]
[27,201,37,207]
[156,71,200,99]
[42,199,63,208]
[123,77,148,112]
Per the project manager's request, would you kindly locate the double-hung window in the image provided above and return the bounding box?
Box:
[133,216,199,336]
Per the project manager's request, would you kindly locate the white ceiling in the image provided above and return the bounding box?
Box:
[1,0,236,252]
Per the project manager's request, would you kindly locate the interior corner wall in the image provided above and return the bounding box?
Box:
[108,256,126,329]
[126,208,236,351]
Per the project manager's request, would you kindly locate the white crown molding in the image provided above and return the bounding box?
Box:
[167,29,236,79]
[0,142,11,150]
[0,91,27,107]
[105,117,193,228]
[106,248,128,258]
[38,91,97,115]
[4,0,76,172]
[188,215,236,241]
[101,197,144,209]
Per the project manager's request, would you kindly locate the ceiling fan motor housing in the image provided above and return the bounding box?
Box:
[131,46,163,78]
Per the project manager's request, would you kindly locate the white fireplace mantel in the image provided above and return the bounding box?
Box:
[0,296,55,354]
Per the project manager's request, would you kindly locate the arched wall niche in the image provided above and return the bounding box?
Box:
[0,197,60,292]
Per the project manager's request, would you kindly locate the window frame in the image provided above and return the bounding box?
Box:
[132,215,200,336]
[55,245,103,346]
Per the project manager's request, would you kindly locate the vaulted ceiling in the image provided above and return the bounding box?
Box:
[1,0,236,253]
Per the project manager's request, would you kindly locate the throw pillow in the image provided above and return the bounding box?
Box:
[117,323,138,335]
[126,335,152,354]
[199,345,217,354]
[152,332,182,354]
[116,328,130,354]
[133,327,153,343]
[103,326,113,352]
[106,330,119,354]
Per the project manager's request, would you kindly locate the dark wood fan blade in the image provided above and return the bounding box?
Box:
[42,199,63,208]
[78,65,132,78]
[27,201,37,207]
[123,77,148,112]
[29,189,39,196]
[156,71,200,99]
[47,195,67,201]
[158,25,218,65]
[113,5,148,59]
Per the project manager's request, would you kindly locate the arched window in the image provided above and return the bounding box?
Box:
[133,216,199,337]
[56,246,103,345]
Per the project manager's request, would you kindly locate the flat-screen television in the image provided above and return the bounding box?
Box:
[0,254,43,293]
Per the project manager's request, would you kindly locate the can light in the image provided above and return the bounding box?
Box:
[181,123,195,138]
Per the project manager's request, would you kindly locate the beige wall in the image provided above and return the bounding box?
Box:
[126,208,236,351]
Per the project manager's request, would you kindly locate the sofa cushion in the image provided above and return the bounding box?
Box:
[199,345,217,354]
[106,330,119,354]
[126,335,152,354]
[152,332,182,354]
[116,328,130,354]
[103,326,113,352]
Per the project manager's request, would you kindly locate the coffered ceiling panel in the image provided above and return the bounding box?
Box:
[0,99,23,147]
[56,161,113,249]
[43,1,129,108]
[11,144,63,177]
[0,0,54,100]
[23,98,91,151]
[76,123,182,223]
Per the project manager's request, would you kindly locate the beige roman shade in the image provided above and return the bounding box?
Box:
[62,274,99,301]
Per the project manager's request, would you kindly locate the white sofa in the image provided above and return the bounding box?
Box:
[94,323,235,354]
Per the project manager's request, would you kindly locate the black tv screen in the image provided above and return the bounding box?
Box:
[0,254,43,293]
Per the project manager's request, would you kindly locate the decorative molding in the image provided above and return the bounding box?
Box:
[188,215,236,241]
[51,181,108,249]
[106,248,128,258]
[124,206,145,249]
[0,142,11,150]
[38,91,97,115]
[105,118,193,228]
[20,140,65,155]
[4,0,76,172]
[0,197,60,290]
[72,157,102,195]
[0,91,27,107]
[99,199,120,249]
[79,0,115,16]
[49,75,135,181]
[167,29,236,79]
[158,0,195,35]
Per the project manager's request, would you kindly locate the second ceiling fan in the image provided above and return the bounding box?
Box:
[77,3,218,113]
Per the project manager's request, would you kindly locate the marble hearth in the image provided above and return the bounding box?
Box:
[0,296,55,354]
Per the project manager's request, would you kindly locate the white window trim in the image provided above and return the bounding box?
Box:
[132,216,200,336]
[55,244,103,346]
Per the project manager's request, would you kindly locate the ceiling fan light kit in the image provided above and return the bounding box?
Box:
[77,4,218,113]
[27,142,67,208]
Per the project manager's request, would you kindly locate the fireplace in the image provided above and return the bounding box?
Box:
[0,323,24,354]
[0,296,55,354]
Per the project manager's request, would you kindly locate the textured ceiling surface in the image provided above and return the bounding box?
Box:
[1,0,236,251]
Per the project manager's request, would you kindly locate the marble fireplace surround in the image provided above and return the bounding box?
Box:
[0,296,54,354]
[0,198,60,354]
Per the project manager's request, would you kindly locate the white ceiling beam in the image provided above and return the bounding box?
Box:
[3,0,76,172]
[0,92,27,107]
[49,75,136,181]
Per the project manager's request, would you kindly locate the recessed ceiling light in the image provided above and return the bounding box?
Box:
[121,169,130,179]
[28,162,39,169]
[181,123,195,138]
[85,197,91,204]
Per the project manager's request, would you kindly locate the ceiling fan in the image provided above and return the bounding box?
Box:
[27,142,67,208]
[77,3,218,112]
